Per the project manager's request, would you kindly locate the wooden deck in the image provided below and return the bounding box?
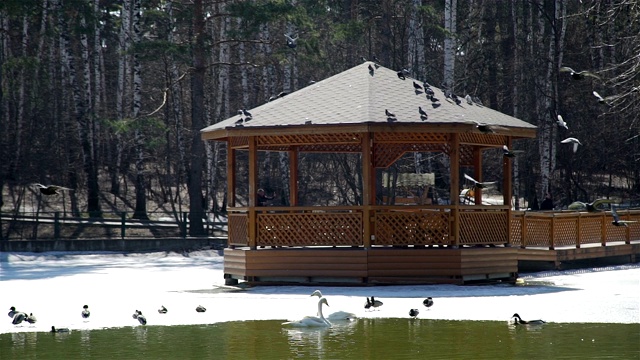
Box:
[224,208,640,285]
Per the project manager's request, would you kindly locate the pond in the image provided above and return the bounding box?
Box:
[2,319,638,359]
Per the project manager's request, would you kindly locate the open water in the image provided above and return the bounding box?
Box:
[1,319,638,359]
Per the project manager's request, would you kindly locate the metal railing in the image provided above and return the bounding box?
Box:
[0,211,228,240]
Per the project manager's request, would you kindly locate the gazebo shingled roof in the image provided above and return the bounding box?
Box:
[201,62,536,141]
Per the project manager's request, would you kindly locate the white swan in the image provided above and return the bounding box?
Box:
[310,290,357,321]
[283,297,332,327]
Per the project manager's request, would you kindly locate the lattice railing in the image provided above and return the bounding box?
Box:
[513,210,640,249]
[459,208,508,244]
[256,211,363,247]
[374,209,450,246]
[228,213,248,246]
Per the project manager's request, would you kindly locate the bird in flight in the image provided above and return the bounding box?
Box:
[502,145,523,158]
[464,173,496,189]
[560,66,600,80]
[284,34,298,49]
[474,122,505,134]
[568,199,616,212]
[556,115,568,130]
[32,184,73,196]
[560,137,582,153]
[592,91,615,107]
[611,206,637,227]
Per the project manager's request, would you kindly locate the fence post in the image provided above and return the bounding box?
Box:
[601,212,607,246]
[121,212,127,239]
[54,212,61,239]
[549,215,555,250]
[181,212,188,238]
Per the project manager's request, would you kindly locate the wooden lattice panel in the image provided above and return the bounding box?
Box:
[374,132,448,143]
[374,210,450,246]
[578,216,603,245]
[553,218,579,247]
[228,214,248,246]
[298,144,362,153]
[459,145,474,166]
[459,211,508,244]
[229,136,249,149]
[257,133,361,146]
[256,212,362,247]
[459,133,506,146]
[605,222,628,242]
[510,215,523,246]
[374,143,448,168]
[524,219,551,247]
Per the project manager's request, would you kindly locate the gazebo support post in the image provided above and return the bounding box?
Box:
[227,143,236,248]
[503,137,513,246]
[289,148,298,206]
[473,146,483,205]
[450,133,460,248]
[362,132,373,248]
[248,136,258,250]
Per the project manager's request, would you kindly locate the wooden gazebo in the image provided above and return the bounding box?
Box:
[201,62,537,285]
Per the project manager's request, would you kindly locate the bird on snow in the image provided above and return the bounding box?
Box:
[158,305,168,314]
[284,34,298,49]
[51,326,71,333]
[32,183,73,196]
[368,64,374,76]
[196,305,207,313]
[11,311,28,325]
[511,313,546,325]
[409,309,419,319]
[464,173,496,190]
[568,199,616,212]
[502,145,523,158]
[423,297,434,309]
[26,313,37,324]
[556,115,568,130]
[611,206,637,227]
[136,311,147,325]
[310,290,357,321]
[560,137,582,153]
[82,305,90,319]
[242,109,252,119]
[559,66,600,81]
[8,306,16,318]
[385,109,396,118]
[413,81,423,91]
[364,296,383,311]
[397,71,406,80]
[472,96,483,106]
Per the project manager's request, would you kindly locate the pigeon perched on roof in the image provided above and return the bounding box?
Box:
[284,34,298,49]
[413,81,423,91]
[419,106,428,120]
[556,115,568,130]
[560,66,600,80]
[385,109,396,118]
[560,137,582,153]
[368,64,374,76]
[242,109,252,118]
[397,71,406,80]
[465,94,473,105]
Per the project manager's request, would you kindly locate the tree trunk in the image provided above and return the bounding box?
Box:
[443,0,457,90]
[188,0,206,236]
[132,0,148,220]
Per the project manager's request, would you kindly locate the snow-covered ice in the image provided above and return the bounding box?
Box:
[0,250,638,334]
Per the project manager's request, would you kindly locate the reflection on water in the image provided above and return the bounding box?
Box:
[1,319,638,360]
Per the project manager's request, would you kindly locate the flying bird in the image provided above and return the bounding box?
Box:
[559,66,600,80]
[32,183,73,196]
[511,313,546,325]
[464,173,496,190]
[284,33,298,49]
[592,91,614,107]
[611,206,637,227]
[502,145,523,158]
[568,199,616,212]
[423,297,434,309]
[556,115,568,130]
[474,122,505,134]
[560,137,582,153]
[82,305,90,319]
[409,309,419,318]
[158,305,168,314]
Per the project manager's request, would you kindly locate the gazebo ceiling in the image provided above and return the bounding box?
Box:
[201,62,536,142]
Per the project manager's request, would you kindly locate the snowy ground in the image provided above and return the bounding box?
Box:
[0,250,638,334]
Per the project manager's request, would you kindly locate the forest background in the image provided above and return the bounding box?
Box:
[0,0,638,236]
